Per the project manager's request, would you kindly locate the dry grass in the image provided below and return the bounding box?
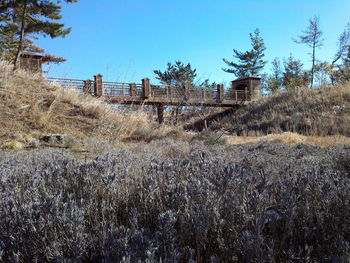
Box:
[2,60,350,149]
[209,83,350,137]
[225,132,350,147]
[0,60,186,145]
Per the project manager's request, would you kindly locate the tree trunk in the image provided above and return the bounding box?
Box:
[310,39,316,88]
[13,0,28,71]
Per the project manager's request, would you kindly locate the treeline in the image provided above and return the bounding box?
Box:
[1,2,349,91]
[153,17,350,92]
[262,17,350,92]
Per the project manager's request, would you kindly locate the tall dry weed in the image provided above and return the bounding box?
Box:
[0,60,186,143]
[0,141,349,262]
[209,84,350,137]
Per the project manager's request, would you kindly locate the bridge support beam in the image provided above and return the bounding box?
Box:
[157,104,164,124]
[94,74,103,97]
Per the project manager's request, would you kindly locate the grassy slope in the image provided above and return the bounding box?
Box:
[0,61,182,144]
[209,84,350,136]
[1,60,350,149]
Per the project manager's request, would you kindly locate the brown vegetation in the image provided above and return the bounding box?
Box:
[2,61,350,150]
[0,61,184,145]
[207,84,350,136]
[225,132,350,147]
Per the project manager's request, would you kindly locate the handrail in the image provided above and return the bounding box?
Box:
[46,76,252,104]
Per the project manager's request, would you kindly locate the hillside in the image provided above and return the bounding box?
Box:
[0,61,182,147]
[203,84,350,136]
[2,61,350,150]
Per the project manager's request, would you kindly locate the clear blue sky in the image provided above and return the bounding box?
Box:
[38,0,350,86]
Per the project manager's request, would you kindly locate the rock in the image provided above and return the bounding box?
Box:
[40,134,78,147]
[28,139,40,148]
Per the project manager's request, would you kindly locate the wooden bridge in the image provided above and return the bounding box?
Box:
[47,75,261,123]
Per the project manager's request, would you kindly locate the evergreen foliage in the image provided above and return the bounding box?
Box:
[154,61,197,86]
[199,79,217,89]
[0,0,77,68]
[283,55,308,90]
[222,28,266,77]
[265,58,283,93]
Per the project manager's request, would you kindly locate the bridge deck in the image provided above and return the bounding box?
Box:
[105,96,248,107]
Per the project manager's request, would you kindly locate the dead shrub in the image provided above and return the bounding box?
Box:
[0,142,349,262]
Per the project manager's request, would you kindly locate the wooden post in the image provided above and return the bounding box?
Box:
[217,84,224,102]
[250,78,261,100]
[169,85,175,98]
[129,83,137,97]
[83,80,92,94]
[184,82,190,101]
[142,78,151,99]
[94,74,103,97]
[157,104,164,124]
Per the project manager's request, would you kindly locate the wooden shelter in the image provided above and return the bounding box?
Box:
[19,52,44,73]
[231,76,261,101]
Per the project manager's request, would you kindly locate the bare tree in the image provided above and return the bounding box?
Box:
[330,23,350,84]
[332,23,350,65]
[294,16,324,88]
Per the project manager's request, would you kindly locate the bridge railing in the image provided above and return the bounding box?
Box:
[47,77,98,96]
[47,76,252,103]
[47,77,86,92]
[224,89,249,101]
[136,84,143,96]
[104,81,131,96]
[151,85,168,98]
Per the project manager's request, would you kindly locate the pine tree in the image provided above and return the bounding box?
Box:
[265,58,283,93]
[294,16,324,88]
[154,61,197,86]
[283,55,308,90]
[154,61,198,124]
[0,17,18,61]
[0,0,77,69]
[222,28,266,78]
